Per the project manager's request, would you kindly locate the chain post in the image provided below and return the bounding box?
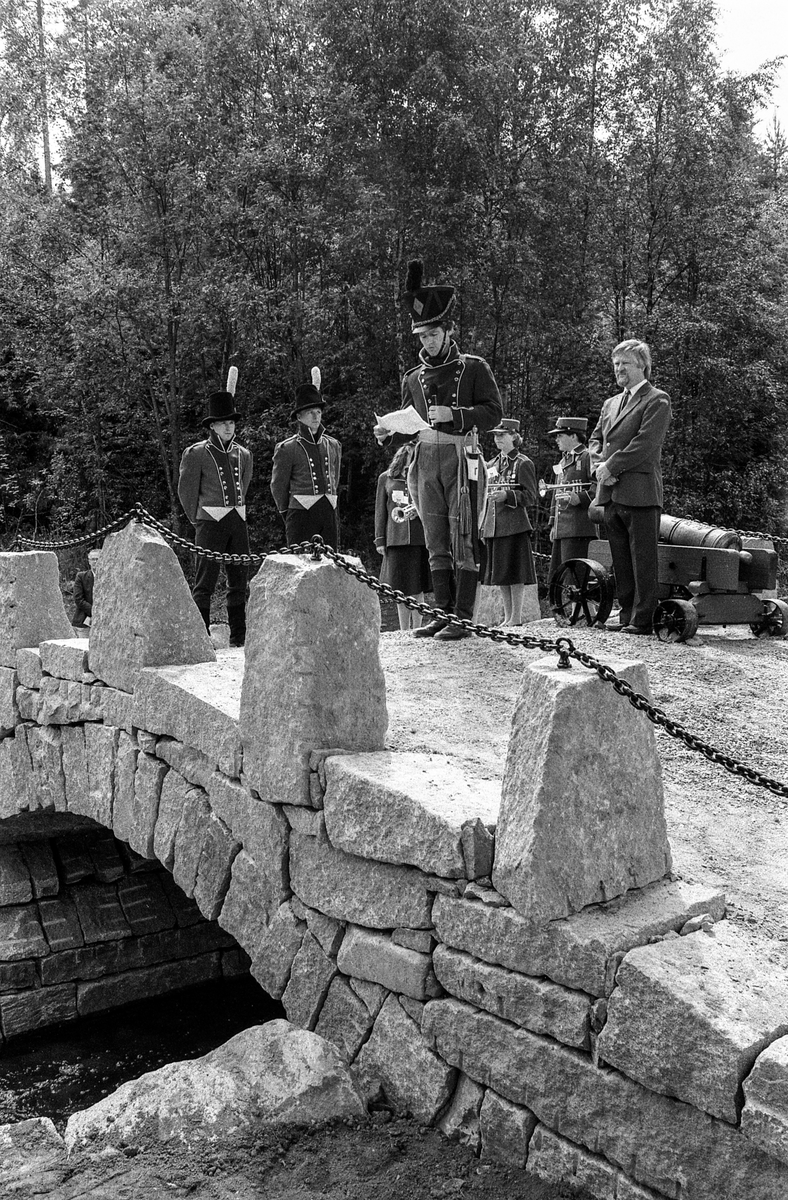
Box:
[309,535,325,561]
[555,638,574,669]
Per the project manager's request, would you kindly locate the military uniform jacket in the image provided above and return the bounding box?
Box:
[589,383,671,508]
[550,447,597,540]
[178,432,253,525]
[374,471,427,550]
[270,424,342,514]
[400,342,503,437]
[480,451,537,539]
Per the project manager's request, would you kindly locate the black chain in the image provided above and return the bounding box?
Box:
[13,509,140,551]
[11,507,788,800]
[736,527,788,550]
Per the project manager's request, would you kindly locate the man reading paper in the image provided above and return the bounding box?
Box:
[374,260,502,640]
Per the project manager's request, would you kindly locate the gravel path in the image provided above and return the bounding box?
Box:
[379,618,788,968]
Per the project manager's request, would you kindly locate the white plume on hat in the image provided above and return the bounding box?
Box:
[311,366,321,391]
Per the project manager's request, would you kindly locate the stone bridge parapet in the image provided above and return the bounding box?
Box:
[0,523,787,1199]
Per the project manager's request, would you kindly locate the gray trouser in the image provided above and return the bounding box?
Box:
[408,433,477,573]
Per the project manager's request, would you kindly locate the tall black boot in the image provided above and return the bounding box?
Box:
[434,570,477,641]
[196,601,211,632]
[413,569,453,638]
[227,604,247,648]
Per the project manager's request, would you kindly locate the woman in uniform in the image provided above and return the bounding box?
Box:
[547,416,597,581]
[375,441,431,630]
[479,418,537,627]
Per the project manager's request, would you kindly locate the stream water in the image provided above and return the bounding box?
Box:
[0,974,284,1130]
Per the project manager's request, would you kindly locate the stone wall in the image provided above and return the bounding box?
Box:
[1,528,787,1200]
[0,826,245,1043]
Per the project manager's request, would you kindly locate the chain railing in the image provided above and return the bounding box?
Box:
[9,505,788,800]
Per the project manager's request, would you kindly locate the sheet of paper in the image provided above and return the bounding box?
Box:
[375,408,431,435]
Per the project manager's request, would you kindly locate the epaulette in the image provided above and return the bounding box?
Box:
[404,363,421,377]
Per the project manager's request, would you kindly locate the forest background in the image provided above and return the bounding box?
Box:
[1,0,788,571]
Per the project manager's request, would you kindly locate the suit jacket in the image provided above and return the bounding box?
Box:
[480,451,537,539]
[178,432,253,524]
[270,425,342,514]
[550,446,597,540]
[399,343,503,438]
[72,569,94,625]
[589,382,671,507]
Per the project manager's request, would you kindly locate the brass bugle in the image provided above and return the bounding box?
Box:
[391,505,416,524]
[538,478,589,499]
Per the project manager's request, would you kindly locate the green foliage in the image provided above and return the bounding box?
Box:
[0,0,786,563]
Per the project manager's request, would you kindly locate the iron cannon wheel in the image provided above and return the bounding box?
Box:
[653,599,700,643]
[549,559,615,628]
[750,598,788,639]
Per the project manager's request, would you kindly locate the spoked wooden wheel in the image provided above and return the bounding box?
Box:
[750,598,788,639]
[653,599,699,643]
[549,559,615,628]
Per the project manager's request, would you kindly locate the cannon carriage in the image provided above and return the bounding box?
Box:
[549,516,788,642]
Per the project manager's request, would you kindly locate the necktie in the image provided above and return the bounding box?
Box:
[619,388,631,416]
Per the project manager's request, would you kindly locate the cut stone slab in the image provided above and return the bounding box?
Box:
[281,931,337,1030]
[742,1035,788,1164]
[323,752,499,879]
[354,994,456,1123]
[493,656,671,922]
[0,551,73,667]
[337,925,440,1002]
[313,976,376,1062]
[432,880,726,996]
[424,997,788,1200]
[64,1021,366,1150]
[479,1089,536,1167]
[89,522,215,691]
[597,922,788,1124]
[132,658,243,779]
[0,1117,68,1196]
[15,647,42,690]
[433,944,590,1049]
[526,1124,661,1200]
[39,638,91,682]
[240,555,388,807]
[289,831,434,930]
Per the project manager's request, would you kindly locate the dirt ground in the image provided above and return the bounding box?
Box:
[11,1116,585,1200]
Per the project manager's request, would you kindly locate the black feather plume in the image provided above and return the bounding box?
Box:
[405,259,423,293]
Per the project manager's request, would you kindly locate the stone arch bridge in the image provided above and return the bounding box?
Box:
[1,520,787,1200]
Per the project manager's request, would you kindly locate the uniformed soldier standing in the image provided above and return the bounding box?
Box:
[547,416,598,581]
[374,259,503,640]
[178,389,253,647]
[270,369,342,547]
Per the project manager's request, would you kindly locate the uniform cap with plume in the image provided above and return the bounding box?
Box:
[402,258,456,333]
[291,365,326,419]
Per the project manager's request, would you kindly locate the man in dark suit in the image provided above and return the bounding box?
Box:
[589,339,671,634]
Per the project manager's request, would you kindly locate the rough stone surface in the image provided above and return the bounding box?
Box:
[526,1125,662,1200]
[240,556,387,806]
[84,723,119,827]
[25,725,66,812]
[354,994,456,1124]
[77,954,221,1016]
[0,904,49,959]
[1,981,77,1037]
[153,770,197,869]
[493,657,671,922]
[20,841,59,898]
[0,665,18,729]
[433,944,591,1049]
[423,997,788,1200]
[313,976,375,1062]
[133,658,243,779]
[64,1021,366,1150]
[289,832,434,930]
[323,752,499,878]
[192,813,240,921]
[479,1089,536,1167]
[219,850,286,958]
[88,522,215,691]
[598,923,788,1123]
[36,677,103,725]
[742,1034,788,1165]
[250,902,306,1001]
[337,925,441,1002]
[111,731,139,844]
[281,931,338,1030]
[208,773,289,896]
[438,1072,484,1151]
[0,551,73,667]
[15,647,42,690]
[432,880,726,996]
[39,637,91,682]
[130,752,168,859]
[0,843,32,904]
[171,789,213,899]
[0,1117,67,1194]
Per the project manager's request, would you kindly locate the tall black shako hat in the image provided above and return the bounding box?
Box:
[291,367,325,420]
[202,391,241,427]
[403,259,456,334]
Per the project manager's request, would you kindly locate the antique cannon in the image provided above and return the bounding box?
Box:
[548,515,787,642]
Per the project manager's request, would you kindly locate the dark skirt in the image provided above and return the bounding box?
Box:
[380,545,432,596]
[480,532,536,586]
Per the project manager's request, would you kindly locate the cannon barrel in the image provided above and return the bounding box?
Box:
[659,515,741,552]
